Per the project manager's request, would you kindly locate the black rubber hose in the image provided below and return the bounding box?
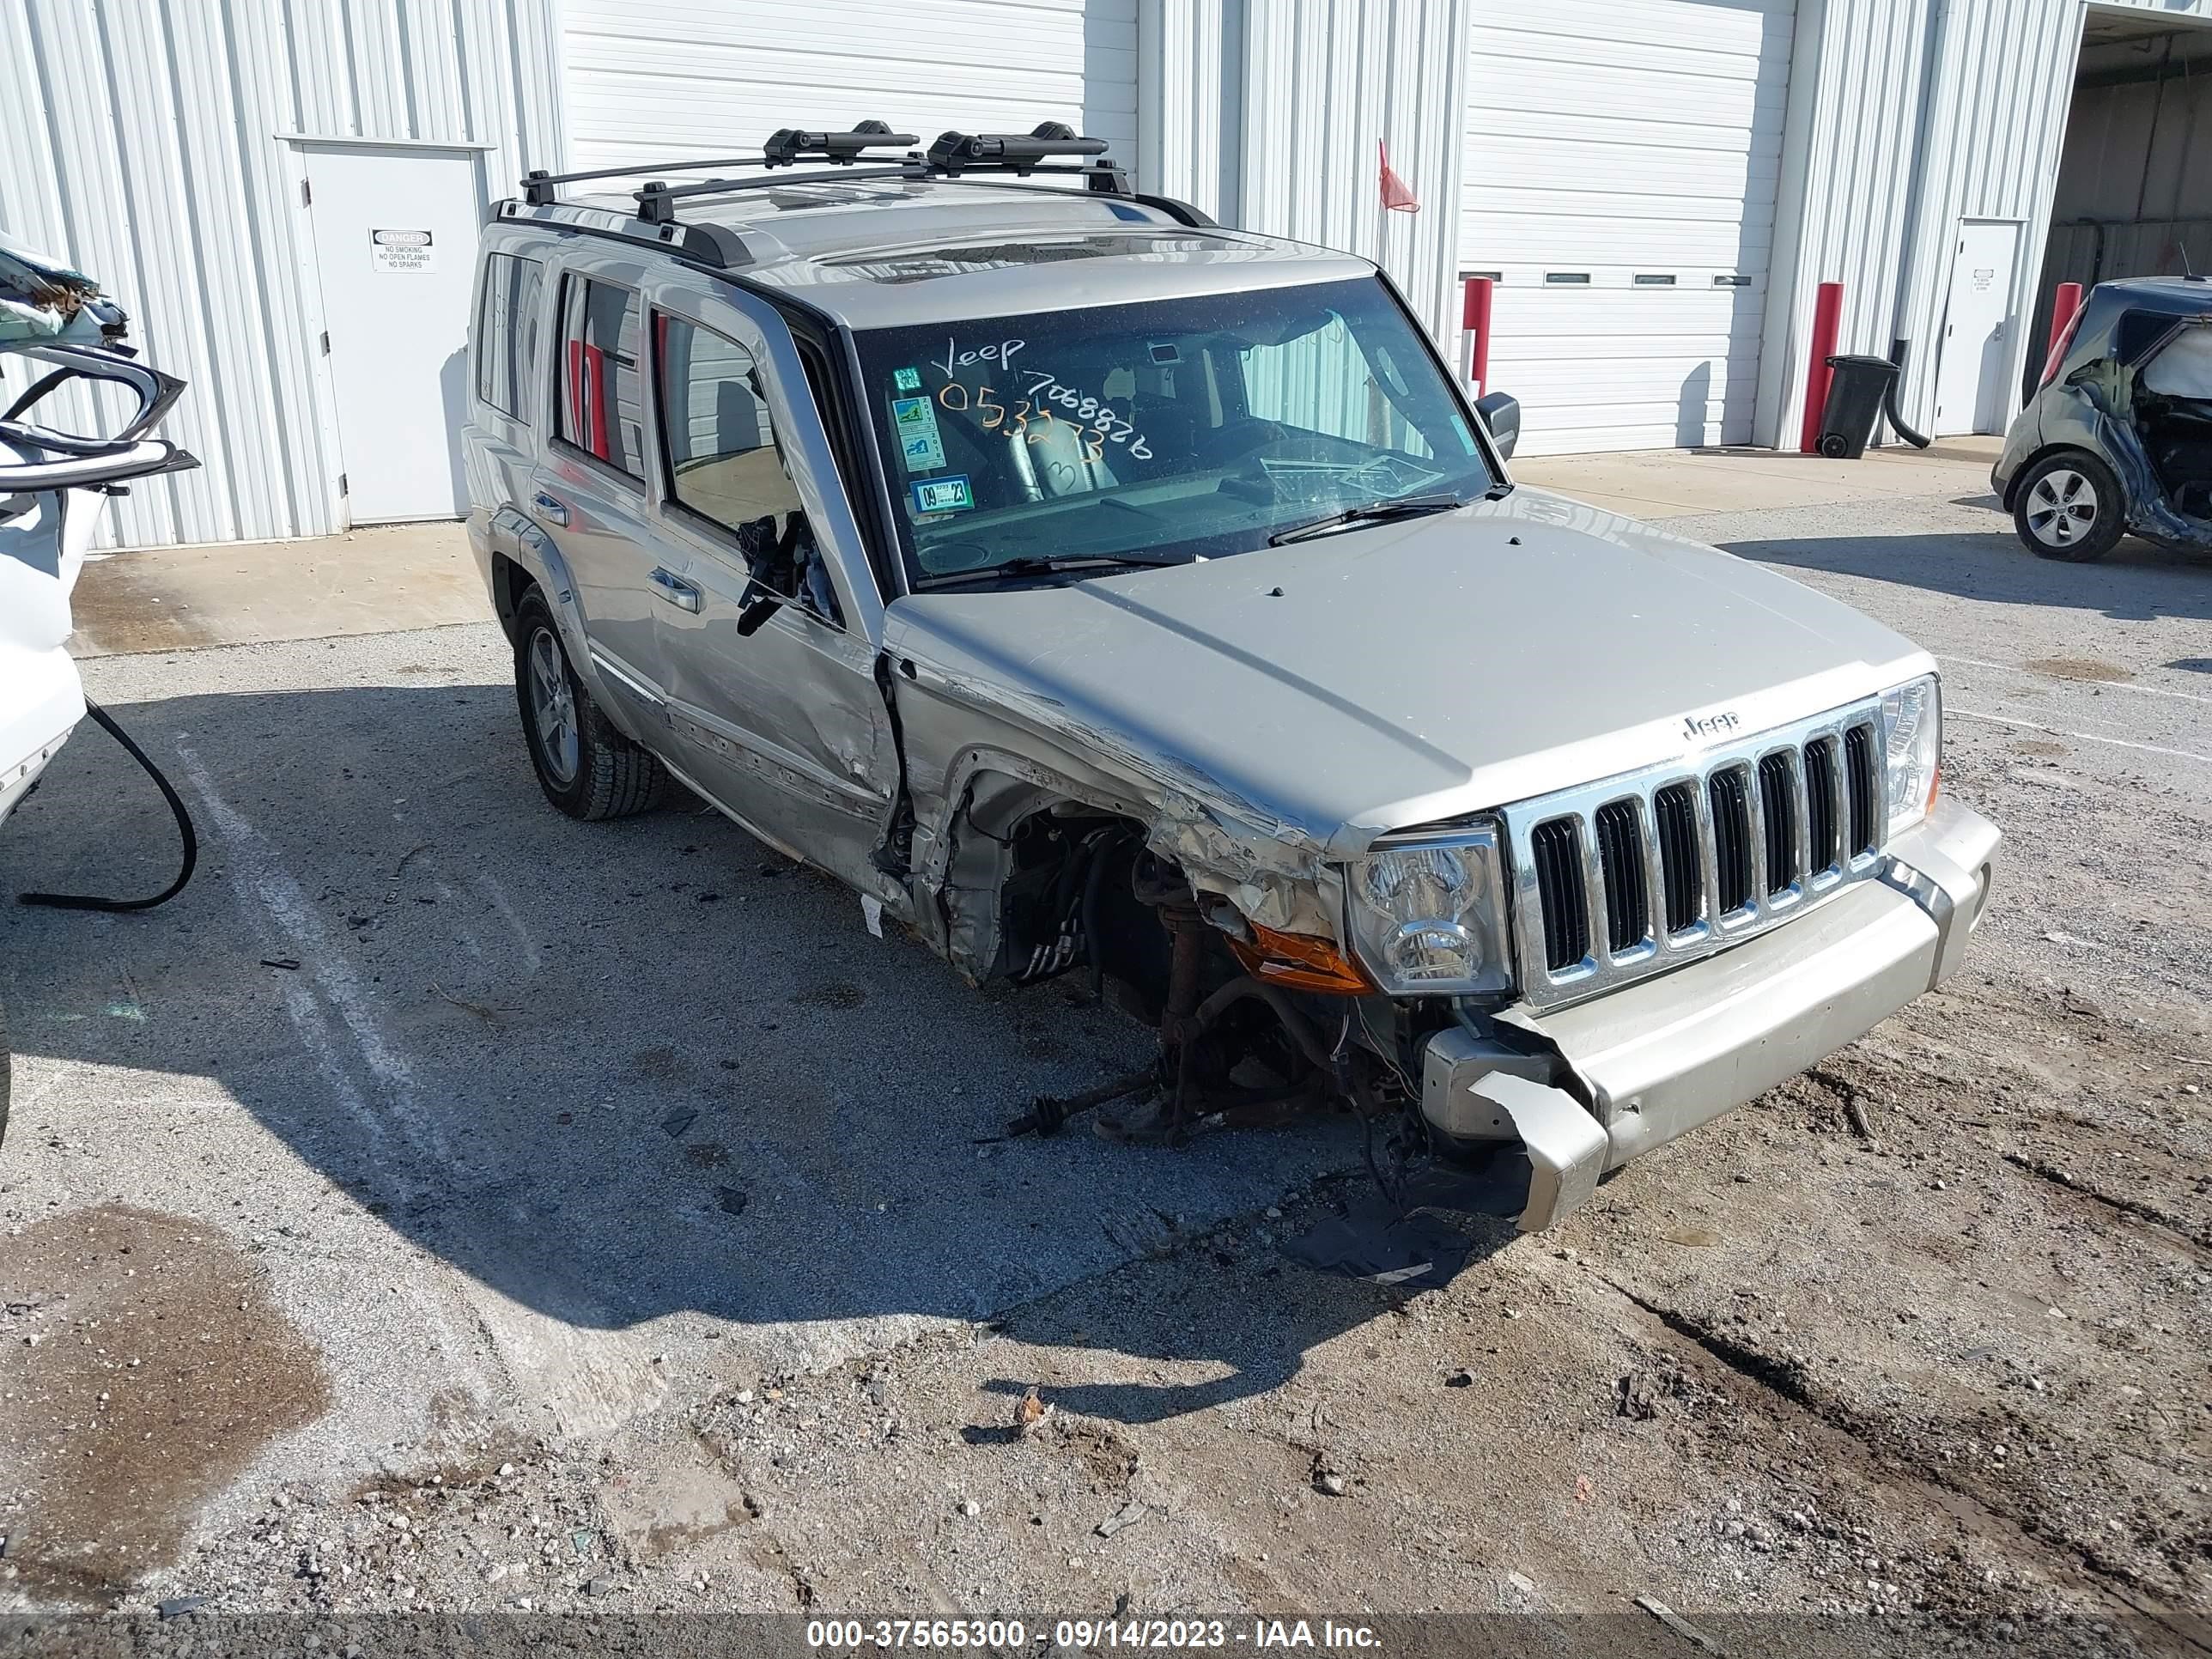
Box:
[1884,337,1931,449]
[18,699,198,912]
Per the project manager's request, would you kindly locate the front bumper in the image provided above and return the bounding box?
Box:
[1422,794,2000,1231]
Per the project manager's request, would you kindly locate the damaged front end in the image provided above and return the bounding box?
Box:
[882,657,1530,1217]
[878,614,1996,1253]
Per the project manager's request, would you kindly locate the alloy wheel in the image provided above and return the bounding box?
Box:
[2024,467,2100,549]
[526,627,580,785]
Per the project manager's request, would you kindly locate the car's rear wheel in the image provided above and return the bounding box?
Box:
[513,589,667,820]
[2014,452,2126,562]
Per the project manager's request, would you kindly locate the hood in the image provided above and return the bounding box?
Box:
[884,487,1930,852]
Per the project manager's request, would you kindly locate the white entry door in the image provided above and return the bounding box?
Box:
[1933,220,2021,436]
[300,143,484,522]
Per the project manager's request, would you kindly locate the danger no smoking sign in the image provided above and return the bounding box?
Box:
[370,228,436,273]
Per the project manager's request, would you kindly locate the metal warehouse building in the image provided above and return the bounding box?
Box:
[4,0,2209,548]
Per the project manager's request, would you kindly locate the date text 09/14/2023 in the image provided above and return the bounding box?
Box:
[803,1619,1382,1650]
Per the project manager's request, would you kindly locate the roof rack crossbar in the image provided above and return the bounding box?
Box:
[522,119,919,204]
[635,165,926,222]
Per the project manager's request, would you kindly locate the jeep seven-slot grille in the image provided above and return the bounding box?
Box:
[1530,819,1588,971]
[1709,767,1753,915]
[1652,782,1702,933]
[1805,737,1840,872]
[1757,752,1798,895]
[1844,724,1880,856]
[1512,705,1887,1005]
[1594,799,1648,955]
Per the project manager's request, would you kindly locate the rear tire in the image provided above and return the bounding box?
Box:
[513,589,667,820]
[2013,452,2126,563]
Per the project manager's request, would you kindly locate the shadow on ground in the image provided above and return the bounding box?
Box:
[1729,522,2211,623]
[0,678,1481,1423]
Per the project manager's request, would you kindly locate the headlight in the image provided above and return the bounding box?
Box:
[1881,674,1942,834]
[1344,826,1513,996]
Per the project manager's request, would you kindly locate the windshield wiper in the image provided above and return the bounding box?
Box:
[1267,492,1470,546]
[919,550,1190,589]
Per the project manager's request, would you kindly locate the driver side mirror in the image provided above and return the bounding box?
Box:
[1474,391,1520,461]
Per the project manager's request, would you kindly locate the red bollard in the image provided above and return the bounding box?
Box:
[1800,282,1844,454]
[2045,282,2085,368]
[1462,276,1493,398]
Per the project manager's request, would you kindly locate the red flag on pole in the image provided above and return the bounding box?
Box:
[1378,141,1419,213]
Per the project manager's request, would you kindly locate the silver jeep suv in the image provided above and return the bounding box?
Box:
[463,125,2000,1232]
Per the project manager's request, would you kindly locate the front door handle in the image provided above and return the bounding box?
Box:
[532,491,569,526]
[648,566,702,613]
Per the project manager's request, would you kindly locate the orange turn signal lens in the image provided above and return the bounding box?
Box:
[1927,761,1942,814]
[1226,921,1377,995]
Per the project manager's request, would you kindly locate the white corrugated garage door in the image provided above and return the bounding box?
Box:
[1460,0,1796,455]
[562,0,1137,178]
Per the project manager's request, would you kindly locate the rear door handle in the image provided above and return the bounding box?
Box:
[532,491,569,526]
[648,566,702,613]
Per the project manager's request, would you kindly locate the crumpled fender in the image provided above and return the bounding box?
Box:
[2081,381,2212,551]
[892,658,1346,981]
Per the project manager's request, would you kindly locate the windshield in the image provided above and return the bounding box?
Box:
[852,276,1498,587]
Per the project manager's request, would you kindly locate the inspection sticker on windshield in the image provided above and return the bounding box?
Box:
[893,367,922,392]
[890,395,946,471]
[912,474,974,514]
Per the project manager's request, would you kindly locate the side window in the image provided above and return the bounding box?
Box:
[655,313,840,626]
[555,276,647,479]
[2141,321,2212,399]
[474,252,543,422]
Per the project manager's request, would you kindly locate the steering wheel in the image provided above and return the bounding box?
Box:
[1212,417,1294,465]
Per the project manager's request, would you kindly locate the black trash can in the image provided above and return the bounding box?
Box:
[1816,354,1900,459]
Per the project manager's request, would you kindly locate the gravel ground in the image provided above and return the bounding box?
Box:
[0,489,2207,1654]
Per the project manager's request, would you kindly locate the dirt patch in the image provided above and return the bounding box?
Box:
[0,1205,329,1604]
[2023,658,2135,683]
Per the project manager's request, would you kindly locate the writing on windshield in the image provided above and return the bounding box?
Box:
[856,277,1492,583]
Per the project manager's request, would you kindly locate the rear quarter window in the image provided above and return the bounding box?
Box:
[2115,309,2181,367]
[474,252,544,422]
[553,275,647,480]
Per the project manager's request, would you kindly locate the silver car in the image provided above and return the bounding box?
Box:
[462,125,2000,1232]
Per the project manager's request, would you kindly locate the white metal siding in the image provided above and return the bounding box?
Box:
[1241,0,1472,346]
[0,0,564,550]
[562,0,1138,178]
[1461,0,1796,456]
[1753,0,1932,447]
[1140,0,1471,350]
[1757,0,2174,448]
[1888,0,2081,441]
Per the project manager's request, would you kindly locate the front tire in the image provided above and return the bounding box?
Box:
[2014,452,2126,562]
[513,590,667,820]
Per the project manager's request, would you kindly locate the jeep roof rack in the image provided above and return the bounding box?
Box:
[520,119,920,204]
[514,119,1214,261]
